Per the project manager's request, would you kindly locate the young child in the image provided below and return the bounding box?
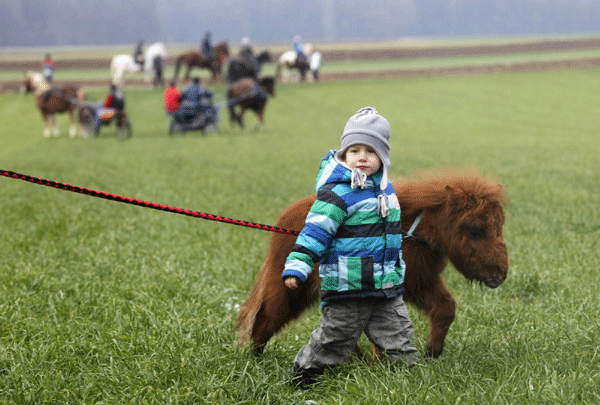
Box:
[282,106,419,389]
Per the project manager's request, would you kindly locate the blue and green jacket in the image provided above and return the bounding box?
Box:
[282,150,406,304]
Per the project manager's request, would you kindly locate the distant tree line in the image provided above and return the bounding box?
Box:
[2,0,600,47]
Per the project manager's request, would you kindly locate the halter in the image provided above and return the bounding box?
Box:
[402,211,425,244]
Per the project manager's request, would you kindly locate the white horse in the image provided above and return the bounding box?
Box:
[276,43,321,83]
[110,42,168,88]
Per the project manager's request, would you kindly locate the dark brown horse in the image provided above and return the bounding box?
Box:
[173,42,229,83]
[226,51,272,83]
[227,76,275,131]
[23,71,86,137]
[236,168,509,358]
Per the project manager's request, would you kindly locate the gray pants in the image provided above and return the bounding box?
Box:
[293,295,419,371]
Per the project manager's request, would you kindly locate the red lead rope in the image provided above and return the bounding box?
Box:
[1,169,300,236]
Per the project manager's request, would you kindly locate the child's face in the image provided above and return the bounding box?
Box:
[344,144,381,176]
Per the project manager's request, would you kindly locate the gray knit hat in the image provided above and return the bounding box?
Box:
[336,106,391,189]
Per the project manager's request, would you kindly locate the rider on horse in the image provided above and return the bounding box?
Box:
[239,37,259,73]
[293,35,307,65]
[133,40,145,67]
[40,53,55,83]
[201,31,215,68]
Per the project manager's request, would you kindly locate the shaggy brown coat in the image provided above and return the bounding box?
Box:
[236,168,509,358]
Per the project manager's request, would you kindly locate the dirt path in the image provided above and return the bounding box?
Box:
[3,37,600,92]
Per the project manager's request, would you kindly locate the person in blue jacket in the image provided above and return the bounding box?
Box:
[179,77,214,123]
[282,106,419,389]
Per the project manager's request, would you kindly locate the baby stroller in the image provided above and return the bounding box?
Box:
[79,103,132,140]
[169,93,218,135]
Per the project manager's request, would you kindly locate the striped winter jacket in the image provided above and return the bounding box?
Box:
[282,150,406,304]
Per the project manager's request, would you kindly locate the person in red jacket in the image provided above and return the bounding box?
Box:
[40,53,55,82]
[163,81,181,114]
[95,85,126,134]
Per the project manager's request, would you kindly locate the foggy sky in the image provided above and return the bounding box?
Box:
[2,0,600,47]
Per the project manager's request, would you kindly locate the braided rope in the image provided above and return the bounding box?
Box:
[1,169,300,236]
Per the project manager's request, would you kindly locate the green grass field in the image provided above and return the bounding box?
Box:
[1,68,599,403]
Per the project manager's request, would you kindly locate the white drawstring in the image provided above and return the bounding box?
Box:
[351,168,367,189]
[378,194,389,218]
[352,167,389,217]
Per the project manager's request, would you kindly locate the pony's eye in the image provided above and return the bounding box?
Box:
[461,225,486,240]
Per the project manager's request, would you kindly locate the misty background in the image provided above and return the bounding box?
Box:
[2,0,600,48]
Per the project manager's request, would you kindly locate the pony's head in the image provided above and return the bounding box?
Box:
[215,41,230,58]
[22,73,35,93]
[23,71,49,94]
[398,168,509,288]
[258,76,276,97]
[256,51,272,64]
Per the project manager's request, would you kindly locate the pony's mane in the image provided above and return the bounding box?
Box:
[393,166,508,216]
[25,71,49,94]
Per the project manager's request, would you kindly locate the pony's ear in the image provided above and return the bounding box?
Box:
[445,185,454,194]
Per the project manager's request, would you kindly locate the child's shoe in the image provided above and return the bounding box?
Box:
[289,366,323,390]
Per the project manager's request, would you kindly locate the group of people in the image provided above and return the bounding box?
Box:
[163,77,215,125]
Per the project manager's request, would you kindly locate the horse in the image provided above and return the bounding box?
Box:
[235,168,509,358]
[275,43,316,83]
[144,42,168,86]
[227,76,275,132]
[110,42,167,88]
[226,50,272,83]
[23,71,86,137]
[173,41,230,83]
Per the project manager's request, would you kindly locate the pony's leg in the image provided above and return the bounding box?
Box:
[42,115,51,137]
[255,108,264,131]
[51,115,59,136]
[239,106,247,132]
[423,284,456,358]
[68,110,77,137]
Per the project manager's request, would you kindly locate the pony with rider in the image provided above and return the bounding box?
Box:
[173,32,230,83]
[110,40,167,88]
[276,35,322,83]
[226,37,272,83]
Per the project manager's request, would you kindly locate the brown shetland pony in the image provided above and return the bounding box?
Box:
[173,42,229,83]
[227,76,275,131]
[23,71,86,137]
[236,168,509,358]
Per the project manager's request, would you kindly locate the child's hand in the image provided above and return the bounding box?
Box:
[284,277,300,290]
